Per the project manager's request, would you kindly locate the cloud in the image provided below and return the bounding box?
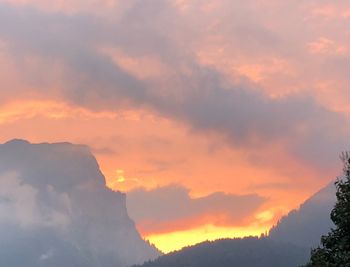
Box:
[0,0,349,175]
[308,37,347,55]
[127,184,266,234]
[39,249,54,261]
[0,171,71,228]
[0,0,126,15]
[0,100,119,125]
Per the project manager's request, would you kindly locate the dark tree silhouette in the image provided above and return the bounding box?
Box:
[133,237,308,267]
[304,152,350,266]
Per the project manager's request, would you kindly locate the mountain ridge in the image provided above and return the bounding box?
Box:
[132,237,309,267]
[269,181,336,248]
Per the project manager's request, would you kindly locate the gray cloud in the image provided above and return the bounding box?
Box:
[90,146,118,155]
[127,184,266,233]
[0,1,349,173]
[0,172,71,229]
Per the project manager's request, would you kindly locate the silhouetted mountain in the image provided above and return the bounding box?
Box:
[269,182,336,248]
[0,139,160,267]
[133,237,309,267]
[134,182,338,267]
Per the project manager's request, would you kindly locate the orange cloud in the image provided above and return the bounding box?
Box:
[1,0,350,252]
[0,100,119,124]
[307,37,347,55]
[310,4,350,20]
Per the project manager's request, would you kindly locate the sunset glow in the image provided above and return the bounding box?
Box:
[145,224,268,253]
[0,0,349,254]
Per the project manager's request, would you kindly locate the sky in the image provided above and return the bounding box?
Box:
[0,0,350,253]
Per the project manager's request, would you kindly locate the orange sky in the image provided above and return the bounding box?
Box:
[0,0,349,253]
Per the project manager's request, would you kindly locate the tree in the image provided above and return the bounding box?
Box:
[304,152,350,266]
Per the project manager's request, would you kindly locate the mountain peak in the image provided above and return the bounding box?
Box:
[269,182,336,248]
[3,138,30,145]
[0,140,160,266]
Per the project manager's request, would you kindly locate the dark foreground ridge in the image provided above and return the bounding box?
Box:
[133,237,309,267]
[0,139,160,267]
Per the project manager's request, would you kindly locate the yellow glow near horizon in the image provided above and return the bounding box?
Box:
[145,224,268,254]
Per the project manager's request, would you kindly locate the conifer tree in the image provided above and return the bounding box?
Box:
[304,152,350,266]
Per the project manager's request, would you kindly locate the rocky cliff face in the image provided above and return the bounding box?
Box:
[0,139,160,267]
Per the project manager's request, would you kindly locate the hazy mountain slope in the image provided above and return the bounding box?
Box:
[269,182,336,248]
[0,139,160,267]
[134,182,338,267]
[133,237,309,267]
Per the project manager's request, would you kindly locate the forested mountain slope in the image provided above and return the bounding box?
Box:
[133,237,309,267]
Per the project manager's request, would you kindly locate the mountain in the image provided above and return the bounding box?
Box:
[269,182,336,248]
[133,237,309,267]
[0,139,160,267]
[134,182,337,267]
